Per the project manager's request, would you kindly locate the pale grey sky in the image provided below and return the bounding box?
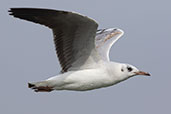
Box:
[0,0,171,114]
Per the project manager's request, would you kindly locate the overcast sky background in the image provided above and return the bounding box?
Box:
[0,0,171,114]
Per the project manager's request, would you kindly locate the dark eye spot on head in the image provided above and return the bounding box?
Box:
[127,66,133,72]
[121,68,124,72]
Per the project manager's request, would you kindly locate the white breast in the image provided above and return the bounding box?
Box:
[47,67,113,91]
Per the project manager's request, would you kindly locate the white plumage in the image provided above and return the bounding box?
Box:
[9,8,150,92]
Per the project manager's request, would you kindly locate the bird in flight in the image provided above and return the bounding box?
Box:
[9,8,150,92]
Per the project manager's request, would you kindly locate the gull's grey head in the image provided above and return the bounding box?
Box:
[120,64,151,77]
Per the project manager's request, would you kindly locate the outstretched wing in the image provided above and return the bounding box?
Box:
[9,8,101,73]
[95,28,124,61]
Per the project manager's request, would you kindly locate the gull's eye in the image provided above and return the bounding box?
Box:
[127,67,133,72]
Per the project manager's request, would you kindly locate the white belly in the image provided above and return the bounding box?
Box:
[47,68,114,91]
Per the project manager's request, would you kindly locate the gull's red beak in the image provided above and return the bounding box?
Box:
[135,71,151,76]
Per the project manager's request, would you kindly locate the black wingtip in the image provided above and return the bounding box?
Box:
[8,8,16,16]
[8,8,15,12]
[8,8,23,15]
[8,8,12,15]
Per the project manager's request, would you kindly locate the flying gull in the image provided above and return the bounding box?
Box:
[9,8,150,92]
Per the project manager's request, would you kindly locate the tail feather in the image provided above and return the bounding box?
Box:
[28,83,35,88]
[28,81,54,92]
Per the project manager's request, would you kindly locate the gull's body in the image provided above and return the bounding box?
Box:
[46,62,126,91]
[9,8,150,92]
